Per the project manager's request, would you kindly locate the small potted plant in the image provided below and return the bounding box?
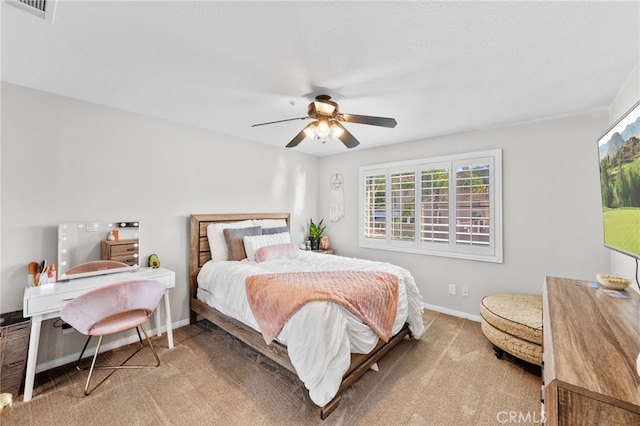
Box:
[308,218,326,251]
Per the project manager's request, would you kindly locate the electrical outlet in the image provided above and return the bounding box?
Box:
[462,287,469,297]
[448,284,456,295]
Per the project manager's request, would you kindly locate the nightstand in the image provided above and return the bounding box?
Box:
[312,249,335,255]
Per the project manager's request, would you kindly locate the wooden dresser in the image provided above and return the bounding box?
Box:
[542,276,640,424]
[101,239,139,265]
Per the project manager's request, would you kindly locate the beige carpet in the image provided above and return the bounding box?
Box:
[2,310,541,425]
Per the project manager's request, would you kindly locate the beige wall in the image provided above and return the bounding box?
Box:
[317,112,611,317]
[609,61,640,289]
[1,82,320,368]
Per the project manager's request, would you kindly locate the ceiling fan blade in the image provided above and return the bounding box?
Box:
[340,113,397,128]
[251,116,309,127]
[286,122,315,148]
[334,122,360,148]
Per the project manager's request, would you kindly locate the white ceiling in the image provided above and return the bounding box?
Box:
[2,1,639,156]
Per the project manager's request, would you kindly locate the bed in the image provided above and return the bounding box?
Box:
[189,213,425,419]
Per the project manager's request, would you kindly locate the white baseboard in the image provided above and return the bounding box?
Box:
[35,318,191,374]
[424,303,482,323]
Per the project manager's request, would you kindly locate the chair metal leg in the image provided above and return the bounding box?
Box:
[75,334,94,370]
[84,335,104,395]
[75,326,161,396]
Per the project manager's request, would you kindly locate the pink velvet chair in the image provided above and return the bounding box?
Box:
[60,279,165,395]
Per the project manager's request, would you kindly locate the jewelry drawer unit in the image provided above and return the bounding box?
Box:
[22,267,175,402]
[101,239,139,265]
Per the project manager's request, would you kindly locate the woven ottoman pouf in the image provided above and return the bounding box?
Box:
[480,293,542,366]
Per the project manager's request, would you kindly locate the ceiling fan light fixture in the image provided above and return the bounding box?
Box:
[316,119,331,137]
[330,123,344,138]
[304,123,317,138]
[252,94,395,149]
[314,101,336,116]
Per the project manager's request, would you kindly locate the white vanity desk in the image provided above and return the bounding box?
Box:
[22,266,175,401]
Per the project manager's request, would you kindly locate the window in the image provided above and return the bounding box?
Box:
[359,149,502,263]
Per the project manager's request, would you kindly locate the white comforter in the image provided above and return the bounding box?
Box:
[197,250,424,406]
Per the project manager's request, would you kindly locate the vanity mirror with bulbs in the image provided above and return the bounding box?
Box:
[57,221,140,281]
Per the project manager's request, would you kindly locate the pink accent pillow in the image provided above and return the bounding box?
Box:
[255,243,299,263]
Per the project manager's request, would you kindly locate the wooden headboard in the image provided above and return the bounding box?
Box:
[189,213,291,321]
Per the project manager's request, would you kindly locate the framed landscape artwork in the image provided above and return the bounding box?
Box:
[597,100,640,259]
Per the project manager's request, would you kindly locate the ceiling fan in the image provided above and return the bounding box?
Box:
[251,95,397,149]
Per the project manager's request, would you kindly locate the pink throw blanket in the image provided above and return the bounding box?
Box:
[245,271,399,344]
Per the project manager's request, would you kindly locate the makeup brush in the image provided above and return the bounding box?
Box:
[27,262,38,286]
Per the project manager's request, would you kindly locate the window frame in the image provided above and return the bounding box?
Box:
[359,149,503,263]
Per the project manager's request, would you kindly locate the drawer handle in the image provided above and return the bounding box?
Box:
[62,297,75,302]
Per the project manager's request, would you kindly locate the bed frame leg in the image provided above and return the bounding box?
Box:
[321,396,341,420]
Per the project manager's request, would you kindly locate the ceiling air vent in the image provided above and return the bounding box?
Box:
[5,0,57,23]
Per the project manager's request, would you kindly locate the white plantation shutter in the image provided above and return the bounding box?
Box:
[419,164,450,245]
[390,168,416,243]
[360,150,502,263]
[453,156,494,256]
[363,171,387,240]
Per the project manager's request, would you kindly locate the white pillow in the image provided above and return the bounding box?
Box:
[207,220,254,262]
[243,232,291,261]
[253,219,288,230]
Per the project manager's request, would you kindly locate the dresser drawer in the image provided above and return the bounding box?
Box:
[0,311,30,395]
[1,360,27,395]
[101,239,139,266]
[24,271,175,317]
[1,322,30,366]
[110,242,139,255]
[149,273,175,288]
[24,287,90,317]
[110,253,139,265]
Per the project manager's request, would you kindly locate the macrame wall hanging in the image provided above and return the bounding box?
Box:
[329,173,345,222]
